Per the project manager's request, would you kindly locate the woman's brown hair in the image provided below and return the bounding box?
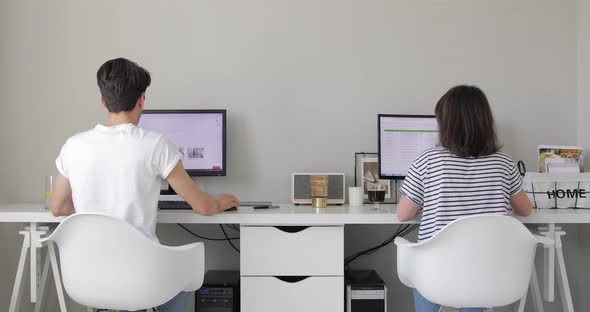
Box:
[435,85,500,157]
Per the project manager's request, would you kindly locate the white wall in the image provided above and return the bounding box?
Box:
[572,2,590,309]
[0,1,582,311]
[579,0,590,168]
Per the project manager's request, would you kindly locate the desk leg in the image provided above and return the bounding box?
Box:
[539,225,574,312]
[531,264,544,312]
[541,224,555,302]
[517,264,545,312]
[555,231,574,312]
[48,241,68,311]
[29,223,48,303]
[8,230,30,312]
[34,250,51,312]
[30,223,38,302]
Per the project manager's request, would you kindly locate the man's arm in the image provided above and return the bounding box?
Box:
[166,161,239,215]
[50,174,76,217]
[396,195,421,222]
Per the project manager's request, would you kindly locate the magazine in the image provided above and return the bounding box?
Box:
[538,145,583,173]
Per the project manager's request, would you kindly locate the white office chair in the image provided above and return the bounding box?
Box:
[395,215,552,310]
[39,213,205,311]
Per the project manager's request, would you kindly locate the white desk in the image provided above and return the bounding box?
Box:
[1,203,584,312]
[2,202,587,224]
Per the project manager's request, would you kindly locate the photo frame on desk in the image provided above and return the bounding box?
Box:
[354,152,396,203]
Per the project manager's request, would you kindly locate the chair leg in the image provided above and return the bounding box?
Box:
[517,289,527,312]
[48,241,68,311]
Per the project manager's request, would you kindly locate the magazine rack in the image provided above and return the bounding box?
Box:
[524,173,590,209]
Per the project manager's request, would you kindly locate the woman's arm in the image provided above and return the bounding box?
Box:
[396,195,421,221]
[510,189,533,216]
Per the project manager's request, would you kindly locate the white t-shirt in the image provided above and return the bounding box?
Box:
[55,123,181,241]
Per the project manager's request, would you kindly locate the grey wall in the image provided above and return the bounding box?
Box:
[0,1,585,311]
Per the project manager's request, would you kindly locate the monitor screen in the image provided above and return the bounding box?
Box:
[138,110,226,176]
[378,114,438,179]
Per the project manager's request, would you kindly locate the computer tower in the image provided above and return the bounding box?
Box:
[196,270,240,312]
[345,270,387,312]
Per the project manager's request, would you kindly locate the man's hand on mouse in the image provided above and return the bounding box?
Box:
[216,193,239,212]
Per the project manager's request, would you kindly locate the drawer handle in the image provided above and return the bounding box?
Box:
[274,226,310,233]
[274,276,310,283]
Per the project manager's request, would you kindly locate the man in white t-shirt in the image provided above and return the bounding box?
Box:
[51,58,239,311]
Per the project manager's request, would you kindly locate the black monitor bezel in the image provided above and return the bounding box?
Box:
[140,109,227,178]
[378,114,437,180]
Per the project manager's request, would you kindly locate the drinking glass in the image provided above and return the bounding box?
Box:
[44,176,53,210]
[367,183,386,210]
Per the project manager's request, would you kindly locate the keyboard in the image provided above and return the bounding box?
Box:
[158,200,272,210]
[159,200,191,210]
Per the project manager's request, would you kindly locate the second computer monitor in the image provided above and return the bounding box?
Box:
[378,114,438,179]
[138,110,226,176]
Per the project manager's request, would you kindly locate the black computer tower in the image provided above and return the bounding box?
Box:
[195,270,240,312]
[345,270,387,312]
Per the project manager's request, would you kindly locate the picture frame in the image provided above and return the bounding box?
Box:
[354,152,396,203]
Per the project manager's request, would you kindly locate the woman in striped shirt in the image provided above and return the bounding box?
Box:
[397,85,533,312]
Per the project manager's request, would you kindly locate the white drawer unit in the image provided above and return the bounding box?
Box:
[241,276,344,312]
[240,225,344,312]
[240,225,343,276]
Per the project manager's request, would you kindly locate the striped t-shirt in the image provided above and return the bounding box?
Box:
[399,147,523,241]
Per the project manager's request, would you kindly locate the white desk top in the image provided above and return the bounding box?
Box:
[0,203,588,225]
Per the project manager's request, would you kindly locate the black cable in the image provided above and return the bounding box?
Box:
[344,224,406,262]
[177,223,239,241]
[227,224,240,232]
[400,224,419,237]
[219,224,240,253]
[344,224,418,267]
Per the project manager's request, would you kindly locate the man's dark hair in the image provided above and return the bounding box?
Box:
[435,85,500,158]
[96,58,151,112]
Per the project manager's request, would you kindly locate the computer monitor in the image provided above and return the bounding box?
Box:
[138,110,226,177]
[378,114,438,179]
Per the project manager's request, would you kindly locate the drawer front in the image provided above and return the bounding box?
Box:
[240,226,343,276]
[241,276,343,312]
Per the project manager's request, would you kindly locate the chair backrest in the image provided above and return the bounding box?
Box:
[398,215,539,308]
[40,213,204,311]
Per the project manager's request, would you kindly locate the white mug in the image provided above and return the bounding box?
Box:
[348,187,364,206]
